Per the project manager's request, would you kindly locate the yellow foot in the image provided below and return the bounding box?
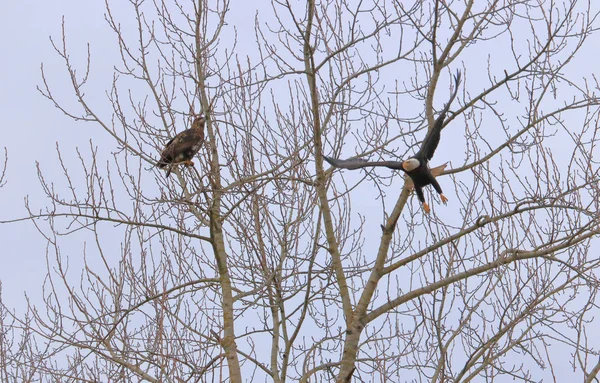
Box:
[440,194,448,205]
[423,202,430,214]
[183,160,195,167]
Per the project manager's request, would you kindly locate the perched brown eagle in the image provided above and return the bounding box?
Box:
[157,115,206,177]
[325,71,461,214]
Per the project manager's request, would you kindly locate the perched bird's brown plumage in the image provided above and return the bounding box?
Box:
[325,71,461,214]
[157,115,206,177]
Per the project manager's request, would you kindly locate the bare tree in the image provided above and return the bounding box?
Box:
[2,0,600,382]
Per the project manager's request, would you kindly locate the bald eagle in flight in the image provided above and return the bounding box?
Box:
[157,115,206,177]
[324,71,461,214]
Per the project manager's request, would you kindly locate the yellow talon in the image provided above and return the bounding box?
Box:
[423,202,430,214]
[440,194,448,205]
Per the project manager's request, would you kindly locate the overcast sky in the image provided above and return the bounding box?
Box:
[1,1,599,380]
[0,1,114,309]
[1,0,599,306]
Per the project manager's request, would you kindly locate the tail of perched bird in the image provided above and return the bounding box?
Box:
[156,159,168,169]
[155,160,172,177]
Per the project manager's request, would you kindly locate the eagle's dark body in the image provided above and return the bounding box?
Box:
[324,72,461,213]
[403,160,443,203]
[157,115,206,177]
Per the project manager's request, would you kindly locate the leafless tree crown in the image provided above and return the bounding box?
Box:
[2,1,600,382]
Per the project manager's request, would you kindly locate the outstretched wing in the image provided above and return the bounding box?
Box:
[324,155,402,170]
[415,71,461,161]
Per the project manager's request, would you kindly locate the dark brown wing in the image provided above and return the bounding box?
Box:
[157,136,177,166]
[415,71,461,161]
[158,128,203,167]
[324,156,402,170]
